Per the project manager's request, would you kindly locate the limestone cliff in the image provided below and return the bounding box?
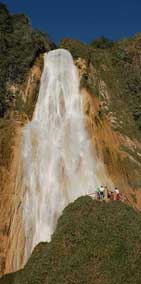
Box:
[0,56,44,274]
[0,3,53,275]
[0,3,141,278]
[82,87,141,209]
[68,39,141,210]
[0,119,25,275]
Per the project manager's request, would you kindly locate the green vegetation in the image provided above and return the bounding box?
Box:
[1,197,141,284]
[61,36,141,140]
[130,193,137,204]
[60,38,93,61]
[0,4,141,283]
[91,36,114,49]
[0,3,141,139]
[120,145,141,164]
[0,3,55,117]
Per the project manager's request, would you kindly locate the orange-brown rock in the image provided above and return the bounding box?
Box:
[6,54,44,121]
[0,54,141,278]
[0,56,43,276]
[0,120,25,275]
[82,88,141,210]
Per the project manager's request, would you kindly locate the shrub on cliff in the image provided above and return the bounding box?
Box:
[91,36,114,49]
[60,38,92,61]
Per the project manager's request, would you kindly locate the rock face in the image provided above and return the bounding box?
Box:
[68,38,141,210]
[0,3,54,118]
[0,119,24,274]
[0,51,140,276]
[0,3,141,278]
[74,51,141,209]
[0,4,54,275]
[1,197,141,284]
[82,87,141,209]
[6,55,44,120]
[0,54,46,275]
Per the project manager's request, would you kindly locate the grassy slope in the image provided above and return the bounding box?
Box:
[1,197,141,284]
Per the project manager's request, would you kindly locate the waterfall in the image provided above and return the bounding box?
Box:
[22,49,106,260]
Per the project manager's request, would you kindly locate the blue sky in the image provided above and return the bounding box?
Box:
[2,0,141,44]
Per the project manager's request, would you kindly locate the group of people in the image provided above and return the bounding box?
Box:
[95,186,125,202]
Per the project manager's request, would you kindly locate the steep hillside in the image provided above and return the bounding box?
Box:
[61,38,141,208]
[1,197,141,284]
[0,3,55,275]
[0,2,141,277]
[0,3,55,119]
[61,36,141,139]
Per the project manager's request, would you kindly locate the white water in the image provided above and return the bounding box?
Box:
[22,49,108,260]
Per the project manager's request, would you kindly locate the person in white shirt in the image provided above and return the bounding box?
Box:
[114,187,120,200]
[100,186,104,200]
[115,188,119,195]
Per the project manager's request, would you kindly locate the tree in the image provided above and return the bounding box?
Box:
[91,36,113,49]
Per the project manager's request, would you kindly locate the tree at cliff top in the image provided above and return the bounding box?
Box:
[1,197,141,284]
[91,36,114,49]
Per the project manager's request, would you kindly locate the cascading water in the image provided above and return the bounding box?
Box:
[22,49,109,261]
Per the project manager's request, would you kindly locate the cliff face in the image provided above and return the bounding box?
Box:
[82,87,141,209]
[61,37,141,141]
[0,56,44,274]
[0,2,141,277]
[0,120,25,275]
[67,39,141,210]
[0,3,54,119]
[0,4,53,275]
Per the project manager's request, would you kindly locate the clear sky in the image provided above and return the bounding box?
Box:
[2,0,141,44]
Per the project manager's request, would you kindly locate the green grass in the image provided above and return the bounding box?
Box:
[1,197,141,284]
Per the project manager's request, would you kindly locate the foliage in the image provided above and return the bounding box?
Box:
[91,36,114,49]
[60,38,92,61]
[61,35,141,140]
[0,3,54,117]
[1,197,141,284]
